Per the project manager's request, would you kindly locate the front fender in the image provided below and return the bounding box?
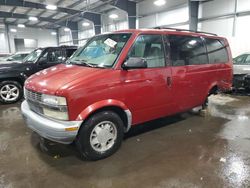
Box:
[76,99,129,121]
[0,72,27,84]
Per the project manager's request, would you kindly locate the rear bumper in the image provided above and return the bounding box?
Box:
[21,101,82,144]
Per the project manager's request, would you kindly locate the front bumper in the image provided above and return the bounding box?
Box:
[21,101,82,144]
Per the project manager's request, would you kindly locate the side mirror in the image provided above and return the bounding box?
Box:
[122,57,147,70]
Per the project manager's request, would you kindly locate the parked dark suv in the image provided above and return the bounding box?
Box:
[0,46,77,104]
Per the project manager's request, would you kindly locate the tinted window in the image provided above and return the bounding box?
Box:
[169,35,207,66]
[205,38,228,64]
[66,49,76,58]
[48,49,64,63]
[128,35,165,68]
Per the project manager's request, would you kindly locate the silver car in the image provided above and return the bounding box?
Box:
[233,53,250,90]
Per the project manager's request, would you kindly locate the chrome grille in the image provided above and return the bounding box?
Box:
[25,89,43,115]
[24,89,42,102]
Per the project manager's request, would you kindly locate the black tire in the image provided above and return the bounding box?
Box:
[76,111,124,161]
[0,81,23,104]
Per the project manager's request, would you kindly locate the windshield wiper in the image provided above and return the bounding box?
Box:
[69,60,97,68]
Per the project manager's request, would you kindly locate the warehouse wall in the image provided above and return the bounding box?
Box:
[198,0,250,57]
[2,25,57,53]
[138,0,188,29]
[101,9,129,33]
[0,24,8,53]
[78,20,95,46]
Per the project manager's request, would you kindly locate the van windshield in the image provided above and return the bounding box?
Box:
[23,49,43,63]
[68,33,132,68]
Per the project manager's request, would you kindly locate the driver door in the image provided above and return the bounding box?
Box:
[121,34,174,124]
[37,48,63,71]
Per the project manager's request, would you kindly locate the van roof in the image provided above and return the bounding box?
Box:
[115,28,224,39]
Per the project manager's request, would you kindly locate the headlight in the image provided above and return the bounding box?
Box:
[43,108,69,121]
[42,94,67,106]
[41,94,68,120]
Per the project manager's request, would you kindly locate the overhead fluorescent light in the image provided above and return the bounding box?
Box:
[82,22,90,27]
[154,0,166,6]
[64,27,70,32]
[10,28,17,32]
[46,4,57,10]
[51,32,57,35]
[17,24,25,28]
[29,16,38,21]
[109,14,118,19]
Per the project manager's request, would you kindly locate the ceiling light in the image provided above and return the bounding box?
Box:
[29,16,38,21]
[51,32,57,35]
[64,27,70,32]
[17,24,25,28]
[10,28,17,33]
[109,14,118,19]
[82,22,90,27]
[154,0,166,6]
[46,4,57,10]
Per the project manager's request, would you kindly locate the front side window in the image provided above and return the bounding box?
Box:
[23,49,43,63]
[205,38,228,64]
[48,50,64,63]
[68,33,131,68]
[128,35,165,68]
[169,35,207,66]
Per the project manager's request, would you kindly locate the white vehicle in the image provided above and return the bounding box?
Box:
[233,53,250,90]
[0,52,30,63]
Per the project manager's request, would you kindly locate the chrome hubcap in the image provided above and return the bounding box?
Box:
[0,84,19,102]
[90,121,117,152]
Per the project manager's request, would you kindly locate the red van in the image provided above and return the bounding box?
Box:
[21,28,232,160]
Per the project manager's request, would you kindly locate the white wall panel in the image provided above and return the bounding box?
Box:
[139,14,156,28]
[237,0,250,12]
[199,0,235,18]
[138,0,187,16]
[139,6,188,28]
[157,7,189,26]
[8,26,57,53]
[0,32,7,53]
[199,18,234,37]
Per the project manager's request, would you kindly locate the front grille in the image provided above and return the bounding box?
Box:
[24,89,42,103]
[25,89,43,115]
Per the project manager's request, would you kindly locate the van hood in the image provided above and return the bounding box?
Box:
[25,64,110,95]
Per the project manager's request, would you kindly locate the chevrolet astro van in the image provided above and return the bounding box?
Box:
[21,28,233,160]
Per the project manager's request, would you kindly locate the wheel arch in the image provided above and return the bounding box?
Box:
[76,100,132,133]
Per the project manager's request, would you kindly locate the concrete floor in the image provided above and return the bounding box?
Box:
[0,94,250,188]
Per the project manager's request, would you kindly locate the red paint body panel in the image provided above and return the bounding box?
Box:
[25,29,233,126]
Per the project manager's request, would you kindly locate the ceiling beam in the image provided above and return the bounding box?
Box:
[0,10,74,28]
[0,0,81,15]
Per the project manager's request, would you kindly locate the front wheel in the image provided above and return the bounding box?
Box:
[76,111,124,161]
[0,81,23,104]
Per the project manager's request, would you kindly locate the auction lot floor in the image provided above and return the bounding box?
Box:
[0,93,250,188]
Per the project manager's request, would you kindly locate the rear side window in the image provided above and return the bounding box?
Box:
[205,38,228,64]
[128,35,165,68]
[169,35,207,66]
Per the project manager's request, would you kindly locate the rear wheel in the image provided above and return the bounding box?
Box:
[76,111,124,161]
[0,81,23,104]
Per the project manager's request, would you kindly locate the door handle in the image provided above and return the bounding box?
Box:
[167,76,172,87]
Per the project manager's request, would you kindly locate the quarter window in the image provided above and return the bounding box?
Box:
[169,35,207,66]
[205,38,228,64]
[128,35,165,68]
